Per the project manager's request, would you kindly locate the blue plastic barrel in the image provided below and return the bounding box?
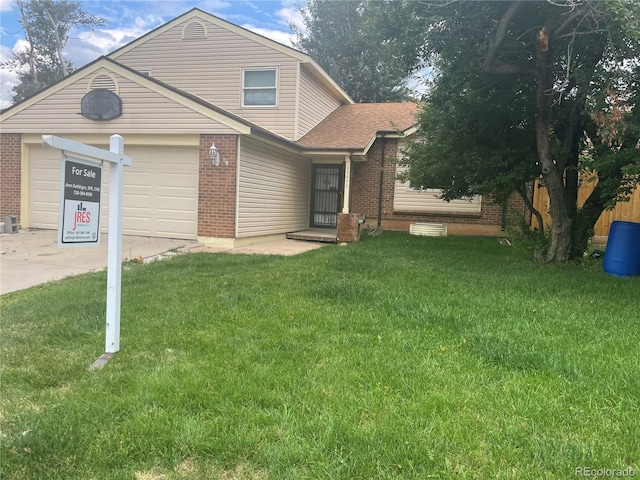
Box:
[603,221,640,277]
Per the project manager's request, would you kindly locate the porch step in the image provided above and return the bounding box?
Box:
[286,229,338,243]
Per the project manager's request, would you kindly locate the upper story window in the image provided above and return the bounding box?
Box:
[242,68,278,107]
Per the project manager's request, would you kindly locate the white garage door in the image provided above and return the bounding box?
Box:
[29,145,198,239]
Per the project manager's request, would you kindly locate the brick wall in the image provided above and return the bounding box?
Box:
[0,133,21,220]
[198,134,237,238]
[351,137,525,235]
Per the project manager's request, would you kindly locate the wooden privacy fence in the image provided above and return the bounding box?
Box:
[531,175,640,239]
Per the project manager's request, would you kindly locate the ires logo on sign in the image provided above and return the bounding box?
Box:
[74,203,91,231]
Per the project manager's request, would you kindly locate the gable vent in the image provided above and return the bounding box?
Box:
[182,21,207,40]
[89,74,118,93]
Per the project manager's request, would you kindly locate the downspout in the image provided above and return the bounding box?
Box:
[377,135,386,228]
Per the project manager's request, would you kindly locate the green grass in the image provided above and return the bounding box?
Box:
[1,232,639,479]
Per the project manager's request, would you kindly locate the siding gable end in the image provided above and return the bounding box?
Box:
[0,60,250,135]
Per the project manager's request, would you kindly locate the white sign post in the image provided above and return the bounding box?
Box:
[105,135,125,355]
[43,134,132,363]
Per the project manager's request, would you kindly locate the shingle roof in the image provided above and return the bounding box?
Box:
[296,102,418,150]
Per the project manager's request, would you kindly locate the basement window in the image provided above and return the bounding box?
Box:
[242,68,277,107]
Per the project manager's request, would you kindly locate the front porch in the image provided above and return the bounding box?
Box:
[286,229,338,243]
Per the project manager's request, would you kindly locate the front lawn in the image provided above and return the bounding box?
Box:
[1,233,638,479]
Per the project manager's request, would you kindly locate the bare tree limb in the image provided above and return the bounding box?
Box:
[516,184,544,236]
[483,2,535,76]
[44,8,68,77]
[17,0,38,89]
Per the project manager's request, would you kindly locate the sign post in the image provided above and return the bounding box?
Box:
[43,134,132,363]
[105,135,125,354]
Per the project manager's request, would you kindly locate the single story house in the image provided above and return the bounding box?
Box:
[0,8,521,246]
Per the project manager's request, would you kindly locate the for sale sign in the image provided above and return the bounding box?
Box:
[58,156,102,247]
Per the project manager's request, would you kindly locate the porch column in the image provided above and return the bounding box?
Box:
[342,155,351,213]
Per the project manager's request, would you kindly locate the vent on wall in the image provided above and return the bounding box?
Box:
[410,223,448,237]
[182,20,207,40]
[89,74,117,93]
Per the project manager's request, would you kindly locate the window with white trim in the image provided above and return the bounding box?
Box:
[394,159,482,213]
[242,68,277,107]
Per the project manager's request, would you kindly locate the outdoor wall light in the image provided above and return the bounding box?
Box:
[209,143,220,167]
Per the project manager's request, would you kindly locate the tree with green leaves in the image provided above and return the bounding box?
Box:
[392,0,639,261]
[5,0,106,104]
[292,0,420,102]
[400,71,544,233]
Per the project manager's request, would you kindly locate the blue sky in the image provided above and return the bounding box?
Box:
[0,0,304,108]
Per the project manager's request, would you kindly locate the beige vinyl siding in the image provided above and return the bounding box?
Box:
[237,136,311,237]
[394,147,482,213]
[297,65,341,139]
[112,19,300,139]
[1,68,238,135]
[28,144,198,239]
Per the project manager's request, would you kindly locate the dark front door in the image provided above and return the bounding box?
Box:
[311,165,343,228]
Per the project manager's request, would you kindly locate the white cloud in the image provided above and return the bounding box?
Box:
[241,24,295,48]
[198,0,233,12]
[0,43,12,62]
[0,0,14,12]
[276,6,304,32]
[65,14,165,66]
[0,69,18,109]
[0,11,163,108]
[1,44,18,109]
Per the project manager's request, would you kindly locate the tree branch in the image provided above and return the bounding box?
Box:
[44,8,68,77]
[483,2,532,75]
[516,184,545,236]
[17,0,38,89]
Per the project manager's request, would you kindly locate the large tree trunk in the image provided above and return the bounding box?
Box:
[572,184,606,258]
[535,27,572,262]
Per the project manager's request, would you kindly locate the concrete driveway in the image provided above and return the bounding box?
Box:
[1,230,326,295]
[0,230,197,295]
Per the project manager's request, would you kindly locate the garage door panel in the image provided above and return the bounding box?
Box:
[157,208,196,220]
[123,217,151,230]
[29,145,198,239]
[125,173,153,185]
[32,189,58,202]
[157,190,195,200]
[157,211,197,222]
[29,154,60,229]
[124,195,153,208]
[157,173,195,188]
[156,220,196,236]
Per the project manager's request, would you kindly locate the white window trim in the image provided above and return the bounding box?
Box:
[241,67,278,108]
[395,164,482,213]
